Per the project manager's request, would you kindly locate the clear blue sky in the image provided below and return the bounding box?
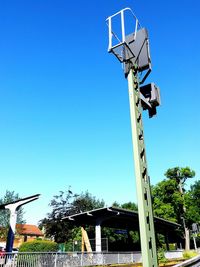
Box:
[0,0,199,225]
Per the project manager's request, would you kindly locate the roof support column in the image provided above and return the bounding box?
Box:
[95,222,102,252]
[165,233,170,251]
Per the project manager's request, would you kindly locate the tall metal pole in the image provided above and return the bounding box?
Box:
[0,194,40,253]
[6,206,18,253]
[127,67,158,267]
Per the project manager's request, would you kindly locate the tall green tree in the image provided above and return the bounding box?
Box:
[152,178,181,222]
[152,166,195,250]
[165,167,195,250]
[0,190,25,239]
[186,180,200,225]
[72,191,105,213]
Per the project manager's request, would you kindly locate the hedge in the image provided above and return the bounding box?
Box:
[19,240,58,252]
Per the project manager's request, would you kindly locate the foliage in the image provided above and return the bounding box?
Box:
[152,166,196,226]
[39,188,105,243]
[39,167,200,250]
[186,180,200,225]
[105,201,138,250]
[162,243,177,250]
[121,202,138,211]
[157,247,168,263]
[72,191,105,213]
[112,201,137,211]
[19,240,58,252]
[41,187,139,249]
[183,250,198,259]
[153,167,196,250]
[152,178,182,223]
[165,167,196,229]
[129,230,140,245]
[102,227,140,251]
[165,167,195,184]
[0,190,25,239]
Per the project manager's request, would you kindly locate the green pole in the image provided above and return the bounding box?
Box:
[127,67,158,267]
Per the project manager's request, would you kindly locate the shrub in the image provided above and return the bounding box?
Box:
[19,240,58,252]
[162,243,177,251]
[157,248,168,263]
[183,250,198,259]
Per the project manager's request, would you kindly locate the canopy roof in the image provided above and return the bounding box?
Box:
[63,206,180,236]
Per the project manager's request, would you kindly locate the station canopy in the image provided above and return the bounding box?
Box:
[63,206,180,238]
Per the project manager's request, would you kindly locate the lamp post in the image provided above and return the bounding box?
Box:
[0,194,40,252]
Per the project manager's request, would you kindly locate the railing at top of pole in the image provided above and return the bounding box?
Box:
[106,7,141,52]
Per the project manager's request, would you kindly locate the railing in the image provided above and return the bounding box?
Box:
[1,251,196,267]
[173,254,200,267]
[0,252,141,267]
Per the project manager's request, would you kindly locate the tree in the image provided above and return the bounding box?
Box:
[152,167,195,250]
[107,201,139,250]
[72,191,105,213]
[186,180,200,225]
[112,201,137,211]
[165,167,195,250]
[165,167,195,183]
[39,188,105,243]
[121,202,138,211]
[152,178,182,223]
[0,190,25,239]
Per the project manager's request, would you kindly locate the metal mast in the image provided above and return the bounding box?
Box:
[106,8,161,267]
[128,67,157,266]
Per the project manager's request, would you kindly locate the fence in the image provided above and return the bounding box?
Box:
[73,238,108,252]
[1,251,195,267]
[0,252,141,267]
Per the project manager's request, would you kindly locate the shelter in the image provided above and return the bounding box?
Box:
[63,206,181,252]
